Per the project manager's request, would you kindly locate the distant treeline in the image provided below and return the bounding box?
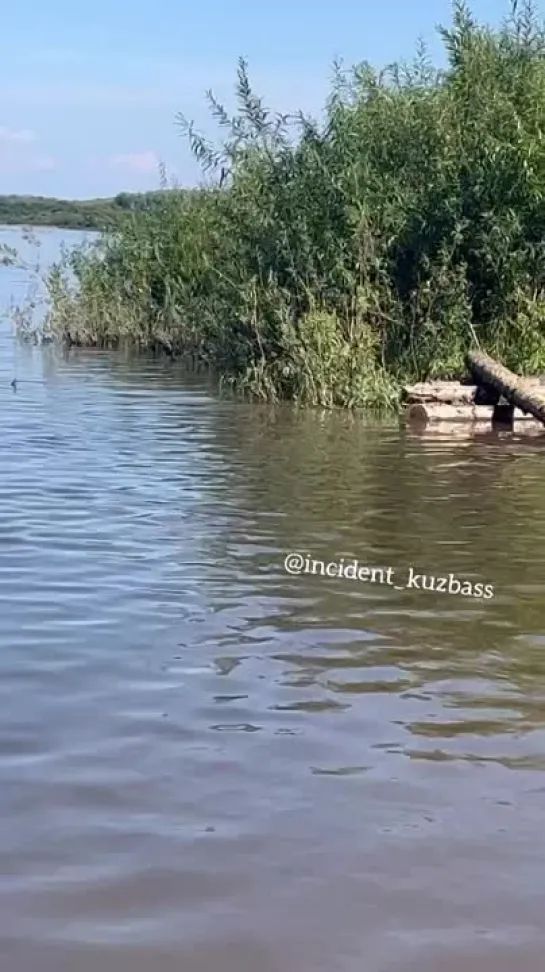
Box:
[0,192,171,229]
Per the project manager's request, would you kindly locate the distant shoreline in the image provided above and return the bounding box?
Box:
[0,191,170,231]
[0,223,91,232]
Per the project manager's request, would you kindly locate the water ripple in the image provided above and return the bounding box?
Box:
[2,228,545,971]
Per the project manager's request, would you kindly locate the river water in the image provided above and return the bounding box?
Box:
[1,226,545,972]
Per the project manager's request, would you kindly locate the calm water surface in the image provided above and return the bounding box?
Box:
[1,227,545,972]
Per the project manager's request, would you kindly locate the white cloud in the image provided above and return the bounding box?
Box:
[0,125,37,144]
[107,150,160,174]
[0,125,57,173]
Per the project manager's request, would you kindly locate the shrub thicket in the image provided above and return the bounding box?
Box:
[43,1,545,409]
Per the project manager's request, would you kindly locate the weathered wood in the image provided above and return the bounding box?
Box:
[403,382,479,404]
[403,377,545,406]
[407,421,545,442]
[402,402,537,424]
[466,350,545,425]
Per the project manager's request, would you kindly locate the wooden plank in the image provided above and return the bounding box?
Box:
[406,422,545,442]
[403,383,479,404]
[403,377,545,405]
[402,402,538,424]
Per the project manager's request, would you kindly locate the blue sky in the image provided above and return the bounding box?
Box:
[0,0,527,198]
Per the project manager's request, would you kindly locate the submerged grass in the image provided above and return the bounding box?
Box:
[30,1,545,409]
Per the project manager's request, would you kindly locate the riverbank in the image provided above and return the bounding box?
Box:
[18,2,545,409]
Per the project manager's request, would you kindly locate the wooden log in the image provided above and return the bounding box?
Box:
[403,376,545,406]
[407,421,545,442]
[402,402,539,425]
[403,382,499,405]
[466,350,545,425]
[403,382,479,404]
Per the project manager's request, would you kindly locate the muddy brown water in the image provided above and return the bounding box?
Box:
[1,228,545,972]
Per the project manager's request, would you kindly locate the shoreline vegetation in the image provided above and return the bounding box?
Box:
[12,1,545,410]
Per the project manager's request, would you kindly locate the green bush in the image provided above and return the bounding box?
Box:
[42,0,545,408]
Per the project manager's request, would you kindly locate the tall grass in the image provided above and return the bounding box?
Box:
[41,1,545,409]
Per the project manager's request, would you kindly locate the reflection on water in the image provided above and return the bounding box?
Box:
[1,228,545,972]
